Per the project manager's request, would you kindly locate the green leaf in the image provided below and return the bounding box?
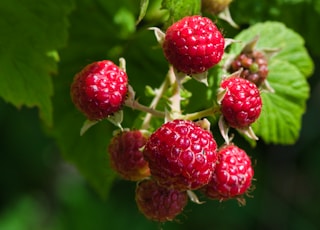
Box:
[230,0,320,56]
[114,7,136,39]
[252,60,309,144]
[0,0,74,126]
[228,21,312,144]
[48,0,166,198]
[315,0,320,14]
[229,21,314,78]
[48,0,128,198]
[136,0,149,25]
[50,109,117,199]
[161,0,201,27]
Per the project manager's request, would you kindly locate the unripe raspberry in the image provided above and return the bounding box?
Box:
[135,179,188,222]
[108,130,150,181]
[201,144,254,200]
[71,60,128,120]
[230,50,269,87]
[201,0,233,15]
[163,15,225,75]
[220,77,262,129]
[143,119,218,191]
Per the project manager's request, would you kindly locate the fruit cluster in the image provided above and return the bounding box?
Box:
[70,15,268,222]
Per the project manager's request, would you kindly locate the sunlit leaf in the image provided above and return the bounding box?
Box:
[229,21,314,77]
[253,60,309,144]
[228,21,312,144]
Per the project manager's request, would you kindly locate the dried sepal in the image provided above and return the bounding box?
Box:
[242,35,260,54]
[191,71,209,86]
[80,119,99,136]
[237,126,259,141]
[218,7,239,29]
[119,57,126,72]
[172,68,188,89]
[195,118,211,131]
[187,190,205,204]
[224,38,241,49]
[148,27,165,45]
[217,87,227,104]
[260,79,275,93]
[107,110,124,130]
[218,115,231,144]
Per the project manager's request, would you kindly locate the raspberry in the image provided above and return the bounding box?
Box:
[230,50,269,87]
[108,130,150,181]
[71,60,128,121]
[220,77,262,129]
[135,179,188,222]
[143,119,218,191]
[201,144,254,201]
[162,15,225,75]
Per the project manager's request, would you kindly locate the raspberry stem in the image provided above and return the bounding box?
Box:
[182,105,220,121]
[141,74,171,129]
[168,66,181,115]
[125,99,165,118]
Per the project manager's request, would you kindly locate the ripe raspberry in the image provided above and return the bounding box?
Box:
[201,144,254,200]
[143,119,218,191]
[108,130,150,181]
[220,77,262,129]
[162,15,225,75]
[71,60,128,120]
[201,0,233,15]
[135,179,188,222]
[230,50,269,87]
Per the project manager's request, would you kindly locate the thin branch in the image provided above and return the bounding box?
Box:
[140,74,170,129]
[125,99,165,118]
[182,106,220,121]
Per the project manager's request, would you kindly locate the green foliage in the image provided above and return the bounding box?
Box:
[1,0,320,229]
[161,0,201,27]
[228,22,313,144]
[136,0,149,25]
[230,0,320,56]
[48,0,141,198]
[0,0,74,126]
[254,60,309,144]
[0,0,315,199]
[0,196,46,230]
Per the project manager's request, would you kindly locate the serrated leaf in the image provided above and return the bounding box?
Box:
[0,0,74,126]
[161,0,201,27]
[229,21,314,78]
[252,60,309,144]
[228,21,313,145]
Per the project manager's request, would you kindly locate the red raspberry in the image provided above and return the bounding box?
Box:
[220,77,262,129]
[143,119,218,191]
[201,144,254,200]
[71,60,128,120]
[162,15,225,75]
[135,179,188,222]
[230,50,269,87]
[108,130,150,181]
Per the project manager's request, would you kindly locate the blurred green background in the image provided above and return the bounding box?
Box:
[1,0,320,229]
